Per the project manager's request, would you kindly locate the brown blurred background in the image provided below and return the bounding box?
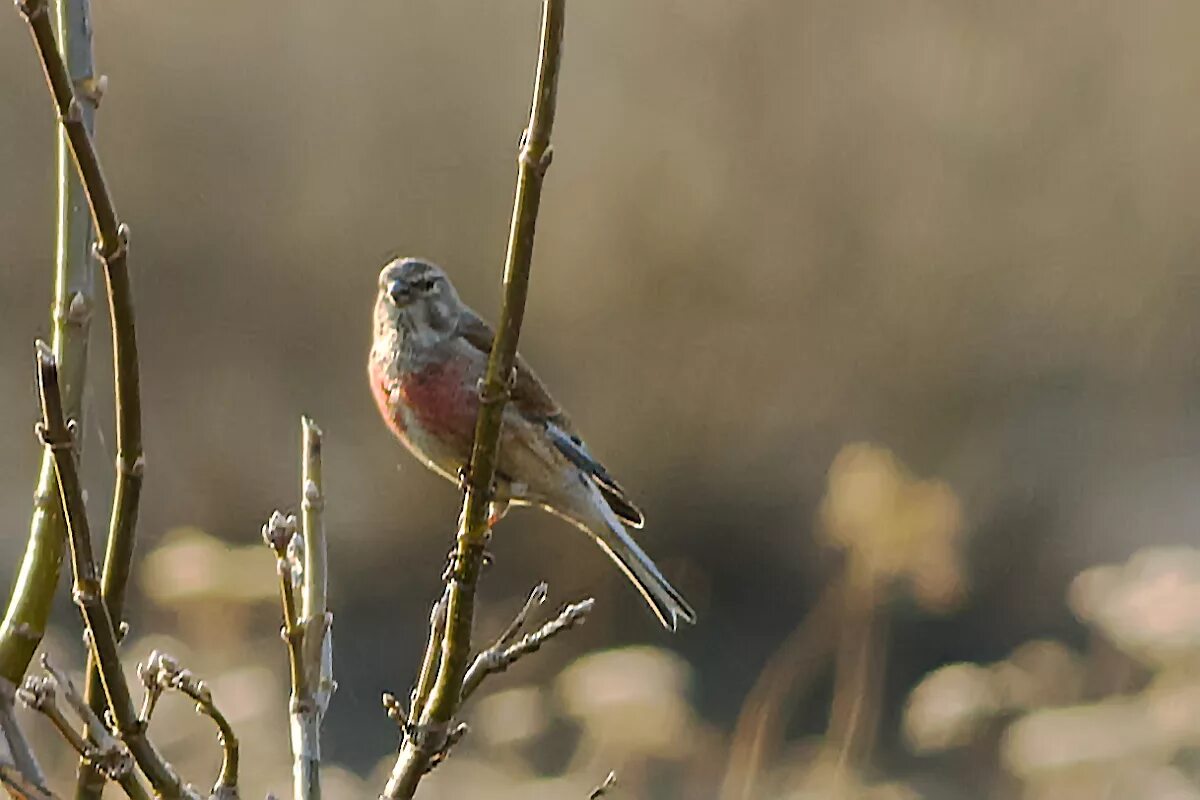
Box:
[3,2,1200,798]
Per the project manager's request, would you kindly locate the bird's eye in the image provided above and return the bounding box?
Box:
[418,278,438,292]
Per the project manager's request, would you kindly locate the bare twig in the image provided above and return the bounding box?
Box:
[589,772,617,800]
[137,652,239,800]
[19,675,92,764]
[0,678,49,800]
[495,582,548,648]
[407,589,449,725]
[460,593,594,702]
[381,2,567,795]
[267,419,333,800]
[0,763,58,800]
[263,512,303,705]
[15,656,149,800]
[0,0,99,696]
[34,345,195,800]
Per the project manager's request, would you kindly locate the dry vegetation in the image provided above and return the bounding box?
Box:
[3,2,1200,799]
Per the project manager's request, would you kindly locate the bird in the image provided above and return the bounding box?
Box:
[368,256,696,630]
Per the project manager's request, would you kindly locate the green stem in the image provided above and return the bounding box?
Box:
[12,2,144,797]
[0,0,97,691]
[381,2,567,796]
[291,416,332,800]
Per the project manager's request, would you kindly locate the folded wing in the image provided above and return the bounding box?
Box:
[456,310,646,528]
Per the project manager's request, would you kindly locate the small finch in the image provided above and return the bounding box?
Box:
[368,257,695,630]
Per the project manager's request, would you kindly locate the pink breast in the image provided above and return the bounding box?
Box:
[399,360,479,452]
[369,360,406,437]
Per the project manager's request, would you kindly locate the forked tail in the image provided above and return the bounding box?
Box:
[565,481,697,631]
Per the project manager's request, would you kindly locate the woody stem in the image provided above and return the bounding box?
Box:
[381,1,567,796]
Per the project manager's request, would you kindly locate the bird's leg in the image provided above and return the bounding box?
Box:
[486,500,510,530]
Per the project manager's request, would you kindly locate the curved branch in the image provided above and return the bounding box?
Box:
[137,652,238,800]
[11,4,143,799]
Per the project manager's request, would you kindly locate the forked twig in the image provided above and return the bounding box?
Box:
[137,652,239,800]
[16,656,148,800]
[266,418,334,800]
[460,591,594,702]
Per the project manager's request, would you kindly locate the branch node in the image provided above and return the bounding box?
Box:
[63,290,93,326]
[19,656,135,781]
[13,0,47,22]
[461,590,593,702]
[75,74,108,108]
[61,97,85,125]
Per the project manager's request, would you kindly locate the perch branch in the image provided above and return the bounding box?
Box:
[381,1,567,795]
[34,345,195,800]
[0,0,99,700]
[460,591,593,702]
[137,652,238,800]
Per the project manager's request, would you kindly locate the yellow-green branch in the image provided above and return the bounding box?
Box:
[381,1,567,795]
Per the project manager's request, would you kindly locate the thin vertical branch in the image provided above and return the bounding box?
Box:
[0,0,98,790]
[292,417,333,800]
[0,0,98,690]
[11,3,143,799]
[34,346,195,800]
[268,421,334,800]
[382,1,567,795]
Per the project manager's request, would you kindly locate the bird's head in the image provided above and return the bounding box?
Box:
[374,257,463,346]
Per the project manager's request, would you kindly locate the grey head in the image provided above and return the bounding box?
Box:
[374,257,464,348]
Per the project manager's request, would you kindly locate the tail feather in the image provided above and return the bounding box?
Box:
[546,423,646,529]
[563,481,696,631]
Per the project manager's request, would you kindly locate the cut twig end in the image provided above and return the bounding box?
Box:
[589,771,618,799]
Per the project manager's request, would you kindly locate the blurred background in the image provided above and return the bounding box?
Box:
[3,1,1200,798]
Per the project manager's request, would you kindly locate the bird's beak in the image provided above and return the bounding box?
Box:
[387,279,412,306]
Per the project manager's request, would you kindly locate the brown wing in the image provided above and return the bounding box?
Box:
[456,310,572,428]
[456,310,645,528]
